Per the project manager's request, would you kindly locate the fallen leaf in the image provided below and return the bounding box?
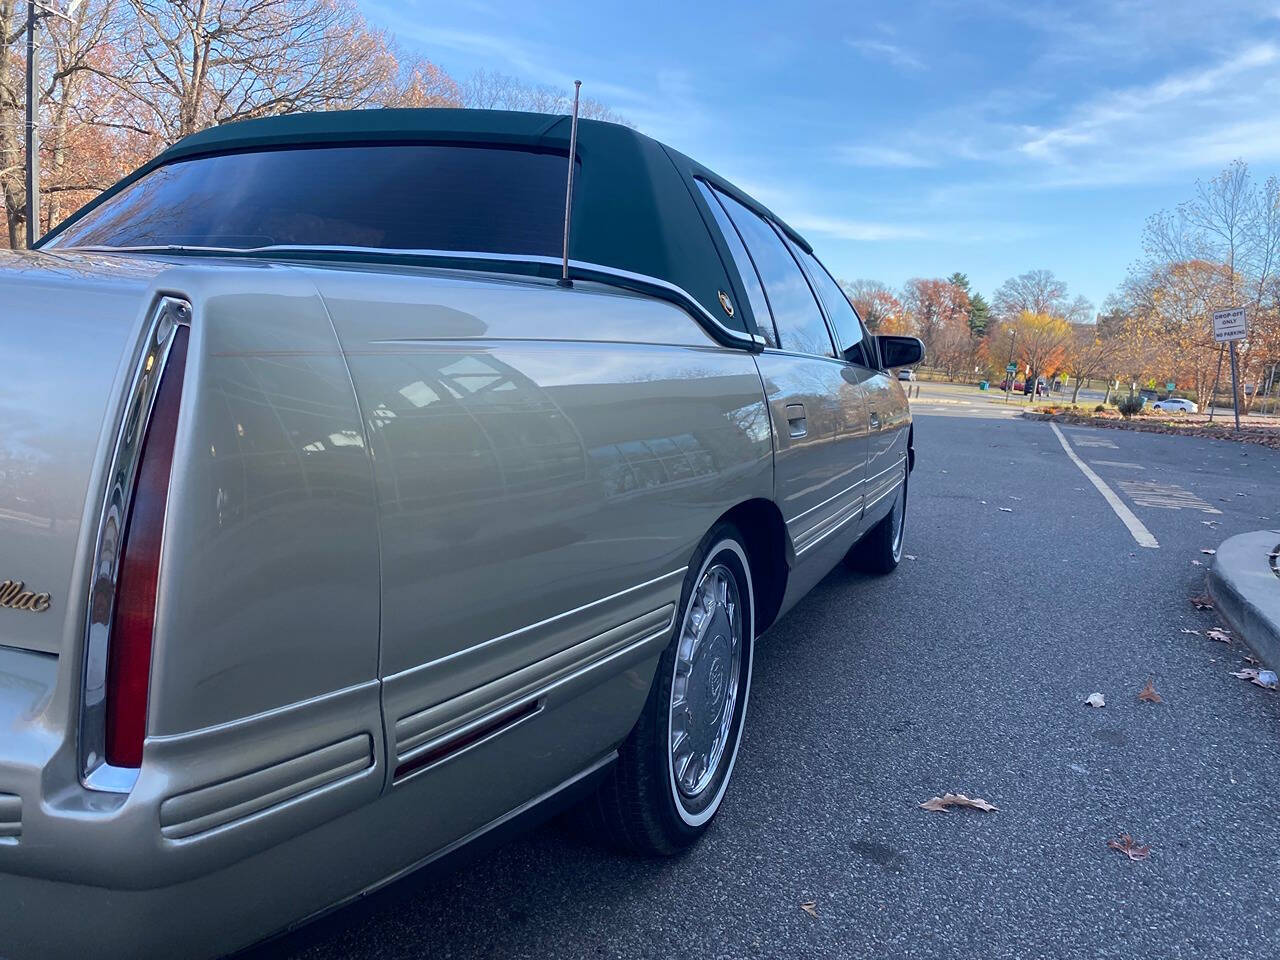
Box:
[1245,654,1260,665]
[1085,692,1106,708]
[1107,835,1151,861]
[1180,628,1201,635]
[1206,628,1231,643]
[1230,668,1277,689]
[1191,560,1203,566]
[1138,678,1163,703]
[1009,496,1023,501]
[904,554,918,561]
[1201,548,1217,556]
[999,507,1014,513]
[1190,595,1214,610]
[800,901,818,919]
[919,793,998,813]
[1201,520,1220,527]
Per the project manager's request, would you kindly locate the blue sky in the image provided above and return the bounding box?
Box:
[360,0,1280,312]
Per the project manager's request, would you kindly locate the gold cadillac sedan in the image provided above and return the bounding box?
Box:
[0,108,919,959]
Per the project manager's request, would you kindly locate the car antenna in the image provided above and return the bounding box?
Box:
[557,80,582,289]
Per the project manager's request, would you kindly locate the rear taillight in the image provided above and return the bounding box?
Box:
[103,324,189,768]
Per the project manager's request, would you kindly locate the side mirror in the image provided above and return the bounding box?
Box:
[877,335,925,369]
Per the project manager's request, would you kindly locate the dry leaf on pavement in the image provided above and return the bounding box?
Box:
[800,901,818,919]
[1190,595,1214,610]
[1245,654,1260,665]
[1191,560,1203,566]
[999,507,1014,513]
[1206,628,1231,644]
[1107,835,1151,861]
[1138,678,1163,703]
[1232,668,1279,690]
[904,555,918,561]
[1085,692,1106,708]
[919,793,998,813]
[1201,548,1217,555]
[1180,628,1201,635]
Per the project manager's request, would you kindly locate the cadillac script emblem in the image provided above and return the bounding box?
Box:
[0,580,51,613]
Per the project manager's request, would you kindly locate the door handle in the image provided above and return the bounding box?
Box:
[785,402,807,438]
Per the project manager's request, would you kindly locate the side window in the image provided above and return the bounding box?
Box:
[695,180,777,347]
[714,190,835,359]
[793,247,878,368]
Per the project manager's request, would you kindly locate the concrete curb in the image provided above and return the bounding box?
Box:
[1208,530,1280,669]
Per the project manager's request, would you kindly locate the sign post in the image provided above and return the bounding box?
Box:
[1212,307,1247,430]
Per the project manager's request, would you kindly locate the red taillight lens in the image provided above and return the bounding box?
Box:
[104,325,188,768]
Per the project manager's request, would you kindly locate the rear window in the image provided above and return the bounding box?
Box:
[46,144,572,255]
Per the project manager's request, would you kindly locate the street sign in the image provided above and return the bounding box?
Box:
[1166,382,1175,391]
[1006,363,1017,373]
[1213,307,1246,342]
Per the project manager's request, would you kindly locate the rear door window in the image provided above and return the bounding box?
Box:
[793,246,879,368]
[714,191,835,358]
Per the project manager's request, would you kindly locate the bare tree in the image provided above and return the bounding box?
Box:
[1137,160,1280,411]
[104,0,399,144]
[459,68,628,124]
[991,268,1091,323]
[0,0,29,246]
[1064,321,1116,403]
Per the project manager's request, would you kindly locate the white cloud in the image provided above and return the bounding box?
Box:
[788,214,930,241]
[846,38,924,72]
[1018,43,1280,165]
[841,145,936,168]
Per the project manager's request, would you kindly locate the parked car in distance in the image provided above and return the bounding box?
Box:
[0,108,921,960]
[897,368,916,381]
[1152,397,1198,413]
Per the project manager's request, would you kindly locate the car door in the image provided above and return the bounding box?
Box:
[702,183,869,560]
[786,245,905,533]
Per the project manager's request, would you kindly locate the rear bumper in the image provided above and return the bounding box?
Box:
[0,752,616,960]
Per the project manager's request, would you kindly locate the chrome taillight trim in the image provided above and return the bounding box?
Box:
[80,296,191,793]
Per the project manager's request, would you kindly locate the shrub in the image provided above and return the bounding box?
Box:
[1094,404,1106,413]
[1116,395,1144,418]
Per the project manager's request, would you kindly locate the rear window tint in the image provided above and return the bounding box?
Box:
[49,144,572,255]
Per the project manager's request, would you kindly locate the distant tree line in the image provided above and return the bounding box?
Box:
[840,160,1280,412]
[839,267,1095,395]
[0,0,625,247]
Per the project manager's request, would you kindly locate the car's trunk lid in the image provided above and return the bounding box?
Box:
[0,250,170,656]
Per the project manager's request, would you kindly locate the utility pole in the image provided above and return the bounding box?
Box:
[24,0,40,248]
[22,1,81,249]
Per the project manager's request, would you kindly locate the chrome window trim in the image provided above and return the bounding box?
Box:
[59,245,768,352]
[79,296,192,793]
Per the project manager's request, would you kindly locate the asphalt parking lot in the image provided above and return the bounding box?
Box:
[260,398,1280,960]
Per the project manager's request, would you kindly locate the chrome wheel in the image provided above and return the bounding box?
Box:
[890,469,907,561]
[669,562,743,801]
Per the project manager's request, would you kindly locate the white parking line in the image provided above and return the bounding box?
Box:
[1117,480,1221,513]
[1090,460,1145,469]
[1050,423,1159,549]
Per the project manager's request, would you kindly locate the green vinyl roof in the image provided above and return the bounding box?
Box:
[41,108,814,342]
